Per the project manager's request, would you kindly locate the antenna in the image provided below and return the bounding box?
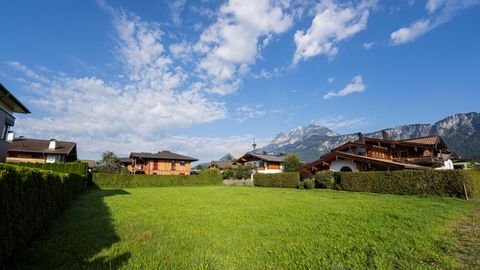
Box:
[252,138,257,150]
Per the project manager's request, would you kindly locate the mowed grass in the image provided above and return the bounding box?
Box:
[11,186,476,269]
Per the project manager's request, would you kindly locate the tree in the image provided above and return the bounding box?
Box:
[98,150,122,173]
[283,154,302,172]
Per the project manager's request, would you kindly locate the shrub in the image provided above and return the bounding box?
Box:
[463,170,480,198]
[283,154,302,172]
[222,169,235,180]
[335,170,473,199]
[314,172,335,189]
[303,178,315,189]
[93,169,223,188]
[235,164,255,179]
[254,172,300,188]
[0,164,86,266]
[10,161,89,177]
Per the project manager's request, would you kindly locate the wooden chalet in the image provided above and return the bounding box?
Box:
[299,133,459,176]
[207,160,236,171]
[129,150,198,175]
[235,152,285,174]
[7,137,78,163]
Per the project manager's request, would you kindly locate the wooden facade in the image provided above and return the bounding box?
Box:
[235,152,285,174]
[128,151,198,175]
[299,135,459,176]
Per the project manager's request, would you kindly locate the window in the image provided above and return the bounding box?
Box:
[153,160,158,170]
[171,160,176,171]
[400,151,408,158]
[180,160,186,166]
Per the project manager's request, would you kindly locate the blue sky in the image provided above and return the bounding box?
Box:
[1,0,479,162]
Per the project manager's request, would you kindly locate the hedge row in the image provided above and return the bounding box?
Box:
[254,172,300,188]
[0,164,86,266]
[93,170,223,188]
[333,170,473,198]
[10,161,89,177]
[463,170,480,197]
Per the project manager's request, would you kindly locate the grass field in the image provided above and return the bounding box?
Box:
[10,186,478,269]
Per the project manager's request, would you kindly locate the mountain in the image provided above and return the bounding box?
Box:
[258,112,480,162]
[219,153,236,161]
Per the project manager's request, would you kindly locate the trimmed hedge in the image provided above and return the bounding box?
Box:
[254,172,300,188]
[335,170,473,198]
[463,170,480,197]
[10,161,89,177]
[0,164,86,266]
[93,170,223,188]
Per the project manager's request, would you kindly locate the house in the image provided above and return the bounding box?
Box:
[119,157,133,171]
[129,150,198,175]
[235,152,285,174]
[7,137,78,163]
[207,160,236,171]
[299,133,459,176]
[0,83,30,162]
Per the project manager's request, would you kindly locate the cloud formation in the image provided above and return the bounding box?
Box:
[293,0,377,64]
[391,0,480,45]
[323,75,366,99]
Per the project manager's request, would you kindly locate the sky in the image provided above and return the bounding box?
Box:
[1,0,479,163]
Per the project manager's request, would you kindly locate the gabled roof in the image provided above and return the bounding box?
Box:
[400,135,440,145]
[8,138,77,155]
[0,83,30,114]
[237,152,285,163]
[209,160,234,169]
[130,150,198,161]
[119,157,133,164]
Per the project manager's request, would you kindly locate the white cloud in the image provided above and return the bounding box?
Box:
[327,77,335,84]
[9,10,228,159]
[323,75,366,99]
[195,0,293,95]
[362,41,375,50]
[233,105,266,122]
[292,0,377,64]
[169,0,187,26]
[312,115,368,129]
[391,0,480,45]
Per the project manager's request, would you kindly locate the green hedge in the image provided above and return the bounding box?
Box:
[10,161,89,177]
[0,164,86,266]
[93,170,223,188]
[463,170,480,197]
[314,172,335,189]
[254,172,300,188]
[335,170,473,198]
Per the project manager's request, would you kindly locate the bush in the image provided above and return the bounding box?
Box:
[222,169,235,180]
[10,161,89,177]
[335,170,473,199]
[254,172,300,188]
[303,178,315,189]
[235,164,255,179]
[93,169,223,188]
[314,172,335,189]
[0,164,86,266]
[463,170,480,198]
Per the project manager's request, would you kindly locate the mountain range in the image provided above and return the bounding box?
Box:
[259,112,480,162]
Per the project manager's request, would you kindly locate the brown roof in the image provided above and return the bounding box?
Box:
[80,160,96,168]
[130,150,198,161]
[209,161,234,169]
[237,152,285,163]
[8,138,77,155]
[400,136,440,145]
[119,157,133,164]
[0,83,30,114]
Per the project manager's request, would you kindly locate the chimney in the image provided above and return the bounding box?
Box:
[252,138,257,150]
[48,139,57,150]
[357,132,365,144]
[6,131,14,142]
[382,130,389,140]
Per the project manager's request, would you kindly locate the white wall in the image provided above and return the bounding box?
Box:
[330,160,357,172]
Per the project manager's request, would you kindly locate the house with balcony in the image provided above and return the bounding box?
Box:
[235,152,285,174]
[299,132,459,176]
[129,150,198,175]
[0,83,30,162]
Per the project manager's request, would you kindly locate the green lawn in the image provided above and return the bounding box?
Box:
[11,186,477,269]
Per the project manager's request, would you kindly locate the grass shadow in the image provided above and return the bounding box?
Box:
[9,187,131,270]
